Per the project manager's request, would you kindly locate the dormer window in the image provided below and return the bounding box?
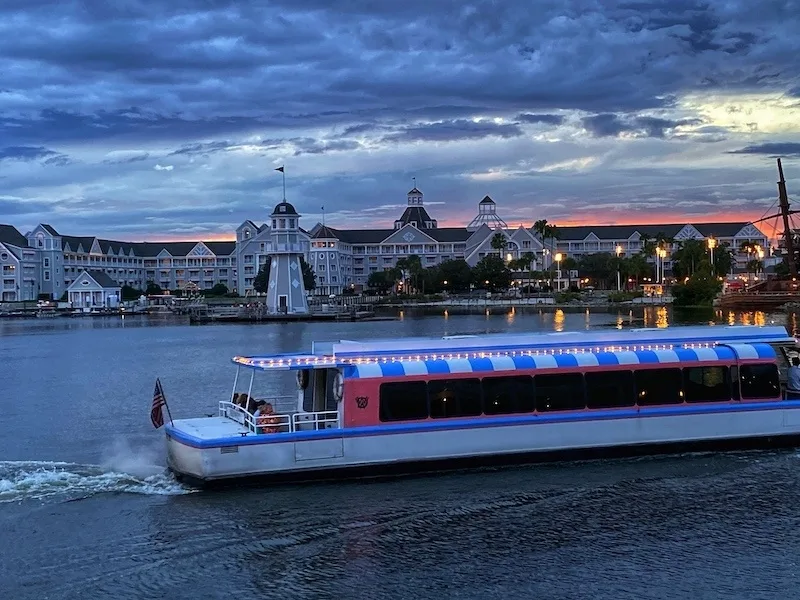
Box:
[244,229,251,239]
[279,206,286,213]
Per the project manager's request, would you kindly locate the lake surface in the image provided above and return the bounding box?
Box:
[2,307,800,599]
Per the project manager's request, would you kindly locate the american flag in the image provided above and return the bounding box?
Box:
[150,378,168,429]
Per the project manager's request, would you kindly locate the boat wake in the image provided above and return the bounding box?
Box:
[0,460,195,504]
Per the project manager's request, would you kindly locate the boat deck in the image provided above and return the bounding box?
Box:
[170,417,248,441]
[168,402,340,444]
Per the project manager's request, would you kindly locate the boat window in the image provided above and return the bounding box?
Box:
[379,382,428,422]
[534,373,585,412]
[635,368,683,406]
[739,364,780,399]
[428,378,482,418]
[482,376,534,415]
[683,366,730,403]
[585,371,635,409]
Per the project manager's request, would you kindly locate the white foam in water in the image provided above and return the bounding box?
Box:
[0,439,196,504]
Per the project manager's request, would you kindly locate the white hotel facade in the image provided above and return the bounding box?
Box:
[0,187,769,301]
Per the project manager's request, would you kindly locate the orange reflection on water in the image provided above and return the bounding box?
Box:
[755,311,766,327]
[507,307,516,325]
[554,309,565,332]
[655,306,669,328]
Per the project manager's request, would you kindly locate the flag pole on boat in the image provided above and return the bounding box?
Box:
[150,377,173,429]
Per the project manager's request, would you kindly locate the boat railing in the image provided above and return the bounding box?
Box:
[218,401,340,434]
[292,411,339,432]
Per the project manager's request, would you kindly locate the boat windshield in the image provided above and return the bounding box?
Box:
[219,365,340,434]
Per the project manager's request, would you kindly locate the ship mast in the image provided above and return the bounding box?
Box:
[777,158,797,279]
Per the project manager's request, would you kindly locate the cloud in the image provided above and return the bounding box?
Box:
[1,1,799,238]
[727,142,800,157]
[581,114,703,138]
[382,119,524,143]
[0,145,58,161]
[516,113,565,126]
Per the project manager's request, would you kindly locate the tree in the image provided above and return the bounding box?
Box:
[209,283,228,296]
[253,262,270,294]
[367,271,394,294]
[561,257,579,288]
[713,242,734,277]
[472,255,511,292]
[577,253,615,288]
[672,274,722,306]
[490,232,508,258]
[121,285,142,301]
[437,259,472,292]
[624,254,651,288]
[671,239,708,280]
[300,256,316,291]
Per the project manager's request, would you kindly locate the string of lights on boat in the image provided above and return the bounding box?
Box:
[232,342,720,369]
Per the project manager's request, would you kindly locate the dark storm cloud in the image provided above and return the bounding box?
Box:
[2,1,800,236]
[383,120,524,143]
[516,114,565,126]
[2,0,798,147]
[581,114,702,138]
[0,146,58,161]
[728,143,800,157]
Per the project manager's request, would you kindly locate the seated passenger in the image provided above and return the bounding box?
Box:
[787,357,800,399]
[253,400,267,418]
[257,402,281,434]
[231,392,241,406]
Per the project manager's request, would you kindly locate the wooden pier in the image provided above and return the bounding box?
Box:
[716,292,800,310]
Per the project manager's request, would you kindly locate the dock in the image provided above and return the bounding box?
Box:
[187,303,395,324]
[716,292,800,311]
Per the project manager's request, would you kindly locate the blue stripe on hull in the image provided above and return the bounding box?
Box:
[166,398,800,449]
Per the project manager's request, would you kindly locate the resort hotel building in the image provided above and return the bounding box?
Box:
[0,187,770,302]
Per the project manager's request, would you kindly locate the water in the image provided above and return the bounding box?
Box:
[2,307,800,599]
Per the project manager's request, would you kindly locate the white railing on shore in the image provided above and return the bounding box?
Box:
[218,401,340,435]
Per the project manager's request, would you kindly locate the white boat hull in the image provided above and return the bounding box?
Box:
[166,401,800,486]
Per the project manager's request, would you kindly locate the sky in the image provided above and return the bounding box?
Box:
[1,0,800,242]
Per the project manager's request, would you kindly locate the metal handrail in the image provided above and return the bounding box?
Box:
[218,401,340,434]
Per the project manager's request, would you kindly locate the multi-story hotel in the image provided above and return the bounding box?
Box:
[0,187,769,302]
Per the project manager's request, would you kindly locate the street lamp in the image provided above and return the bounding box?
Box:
[615,245,623,291]
[554,253,563,291]
[707,237,717,275]
[657,248,667,284]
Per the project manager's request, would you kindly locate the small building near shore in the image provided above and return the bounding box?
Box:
[68,269,121,309]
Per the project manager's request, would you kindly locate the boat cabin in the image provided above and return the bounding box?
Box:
[216,325,798,437]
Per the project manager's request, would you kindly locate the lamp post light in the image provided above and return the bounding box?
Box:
[707,237,717,276]
[615,245,623,291]
[554,252,563,291]
[657,248,667,284]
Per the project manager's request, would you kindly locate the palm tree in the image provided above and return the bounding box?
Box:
[490,232,508,259]
[519,251,535,295]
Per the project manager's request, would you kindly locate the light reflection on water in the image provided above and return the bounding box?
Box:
[553,309,565,332]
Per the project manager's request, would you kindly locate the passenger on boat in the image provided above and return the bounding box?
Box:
[252,400,267,418]
[256,402,281,434]
[787,357,800,399]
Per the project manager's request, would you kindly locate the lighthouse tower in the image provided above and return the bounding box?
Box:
[265,201,309,314]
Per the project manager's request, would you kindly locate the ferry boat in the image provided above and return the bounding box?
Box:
[164,325,800,487]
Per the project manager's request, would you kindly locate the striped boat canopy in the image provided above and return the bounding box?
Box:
[343,343,776,379]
